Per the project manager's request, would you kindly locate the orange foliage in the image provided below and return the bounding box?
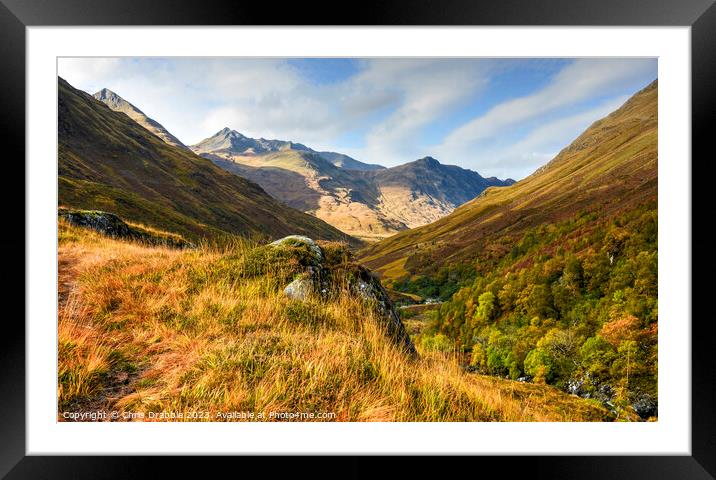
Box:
[600,313,640,346]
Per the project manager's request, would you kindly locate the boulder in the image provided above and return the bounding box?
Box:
[58,208,194,248]
[273,235,417,358]
[344,264,417,358]
[59,209,132,237]
[271,236,326,300]
[632,393,658,419]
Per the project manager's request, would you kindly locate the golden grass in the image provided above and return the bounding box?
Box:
[57,220,610,422]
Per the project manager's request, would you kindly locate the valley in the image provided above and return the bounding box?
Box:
[56,67,659,422]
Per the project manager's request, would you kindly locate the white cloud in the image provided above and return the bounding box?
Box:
[441,59,654,149]
[431,59,655,178]
[195,59,490,156]
[58,58,121,88]
[356,60,490,166]
[57,57,656,179]
[457,94,632,179]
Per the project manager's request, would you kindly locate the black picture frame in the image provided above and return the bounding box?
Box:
[2,0,712,477]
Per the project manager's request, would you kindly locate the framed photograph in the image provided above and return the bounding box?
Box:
[4,0,712,476]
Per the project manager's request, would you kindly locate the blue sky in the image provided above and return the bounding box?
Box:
[58,57,657,179]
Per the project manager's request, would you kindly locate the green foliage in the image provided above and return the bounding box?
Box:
[428,203,658,404]
[524,348,553,383]
[474,292,497,325]
[419,333,454,353]
[391,263,474,301]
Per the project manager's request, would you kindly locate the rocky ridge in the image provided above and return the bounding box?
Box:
[93,88,189,150]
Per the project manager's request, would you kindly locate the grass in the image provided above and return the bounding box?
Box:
[58,220,611,422]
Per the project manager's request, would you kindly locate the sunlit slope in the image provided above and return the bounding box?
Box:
[359,80,657,279]
[58,77,356,245]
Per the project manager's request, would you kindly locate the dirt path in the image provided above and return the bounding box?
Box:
[61,367,146,422]
[58,247,146,422]
[57,248,81,307]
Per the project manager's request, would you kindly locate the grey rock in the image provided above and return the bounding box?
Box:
[345,264,417,358]
[284,274,314,301]
[632,393,658,419]
[59,208,193,249]
[60,209,132,237]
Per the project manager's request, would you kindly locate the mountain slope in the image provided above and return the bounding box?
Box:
[59,77,357,245]
[93,88,188,150]
[359,80,658,280]
[193,129,513,241]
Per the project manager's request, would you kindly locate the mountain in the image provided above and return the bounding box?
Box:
[59,77,357,245]
[191,127,310,156]
[363,157,515,230]
[93,88,189,150]
[191,128,383,170]
[193,129,513,241]
[358,79,658,281]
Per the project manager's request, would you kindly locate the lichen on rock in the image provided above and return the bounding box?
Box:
[270,235,323,265]
[59,208,132,238]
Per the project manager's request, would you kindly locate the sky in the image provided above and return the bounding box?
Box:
[58,57,657,180]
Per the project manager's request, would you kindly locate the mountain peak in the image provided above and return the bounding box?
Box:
[94,87,118,99]
[359,77,657,277]
[92,86,188,150]
[415,156,441,167]
[93,88,130,108]
[215,127,247,140]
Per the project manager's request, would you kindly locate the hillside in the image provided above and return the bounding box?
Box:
[194,129,513,241]
[358,80,658,419]
[93,88,188,150]
[58,77,356,245]
[58,219,612,422]
[359,80,657,280]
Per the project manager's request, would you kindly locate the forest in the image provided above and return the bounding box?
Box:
[395,201,658,419]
